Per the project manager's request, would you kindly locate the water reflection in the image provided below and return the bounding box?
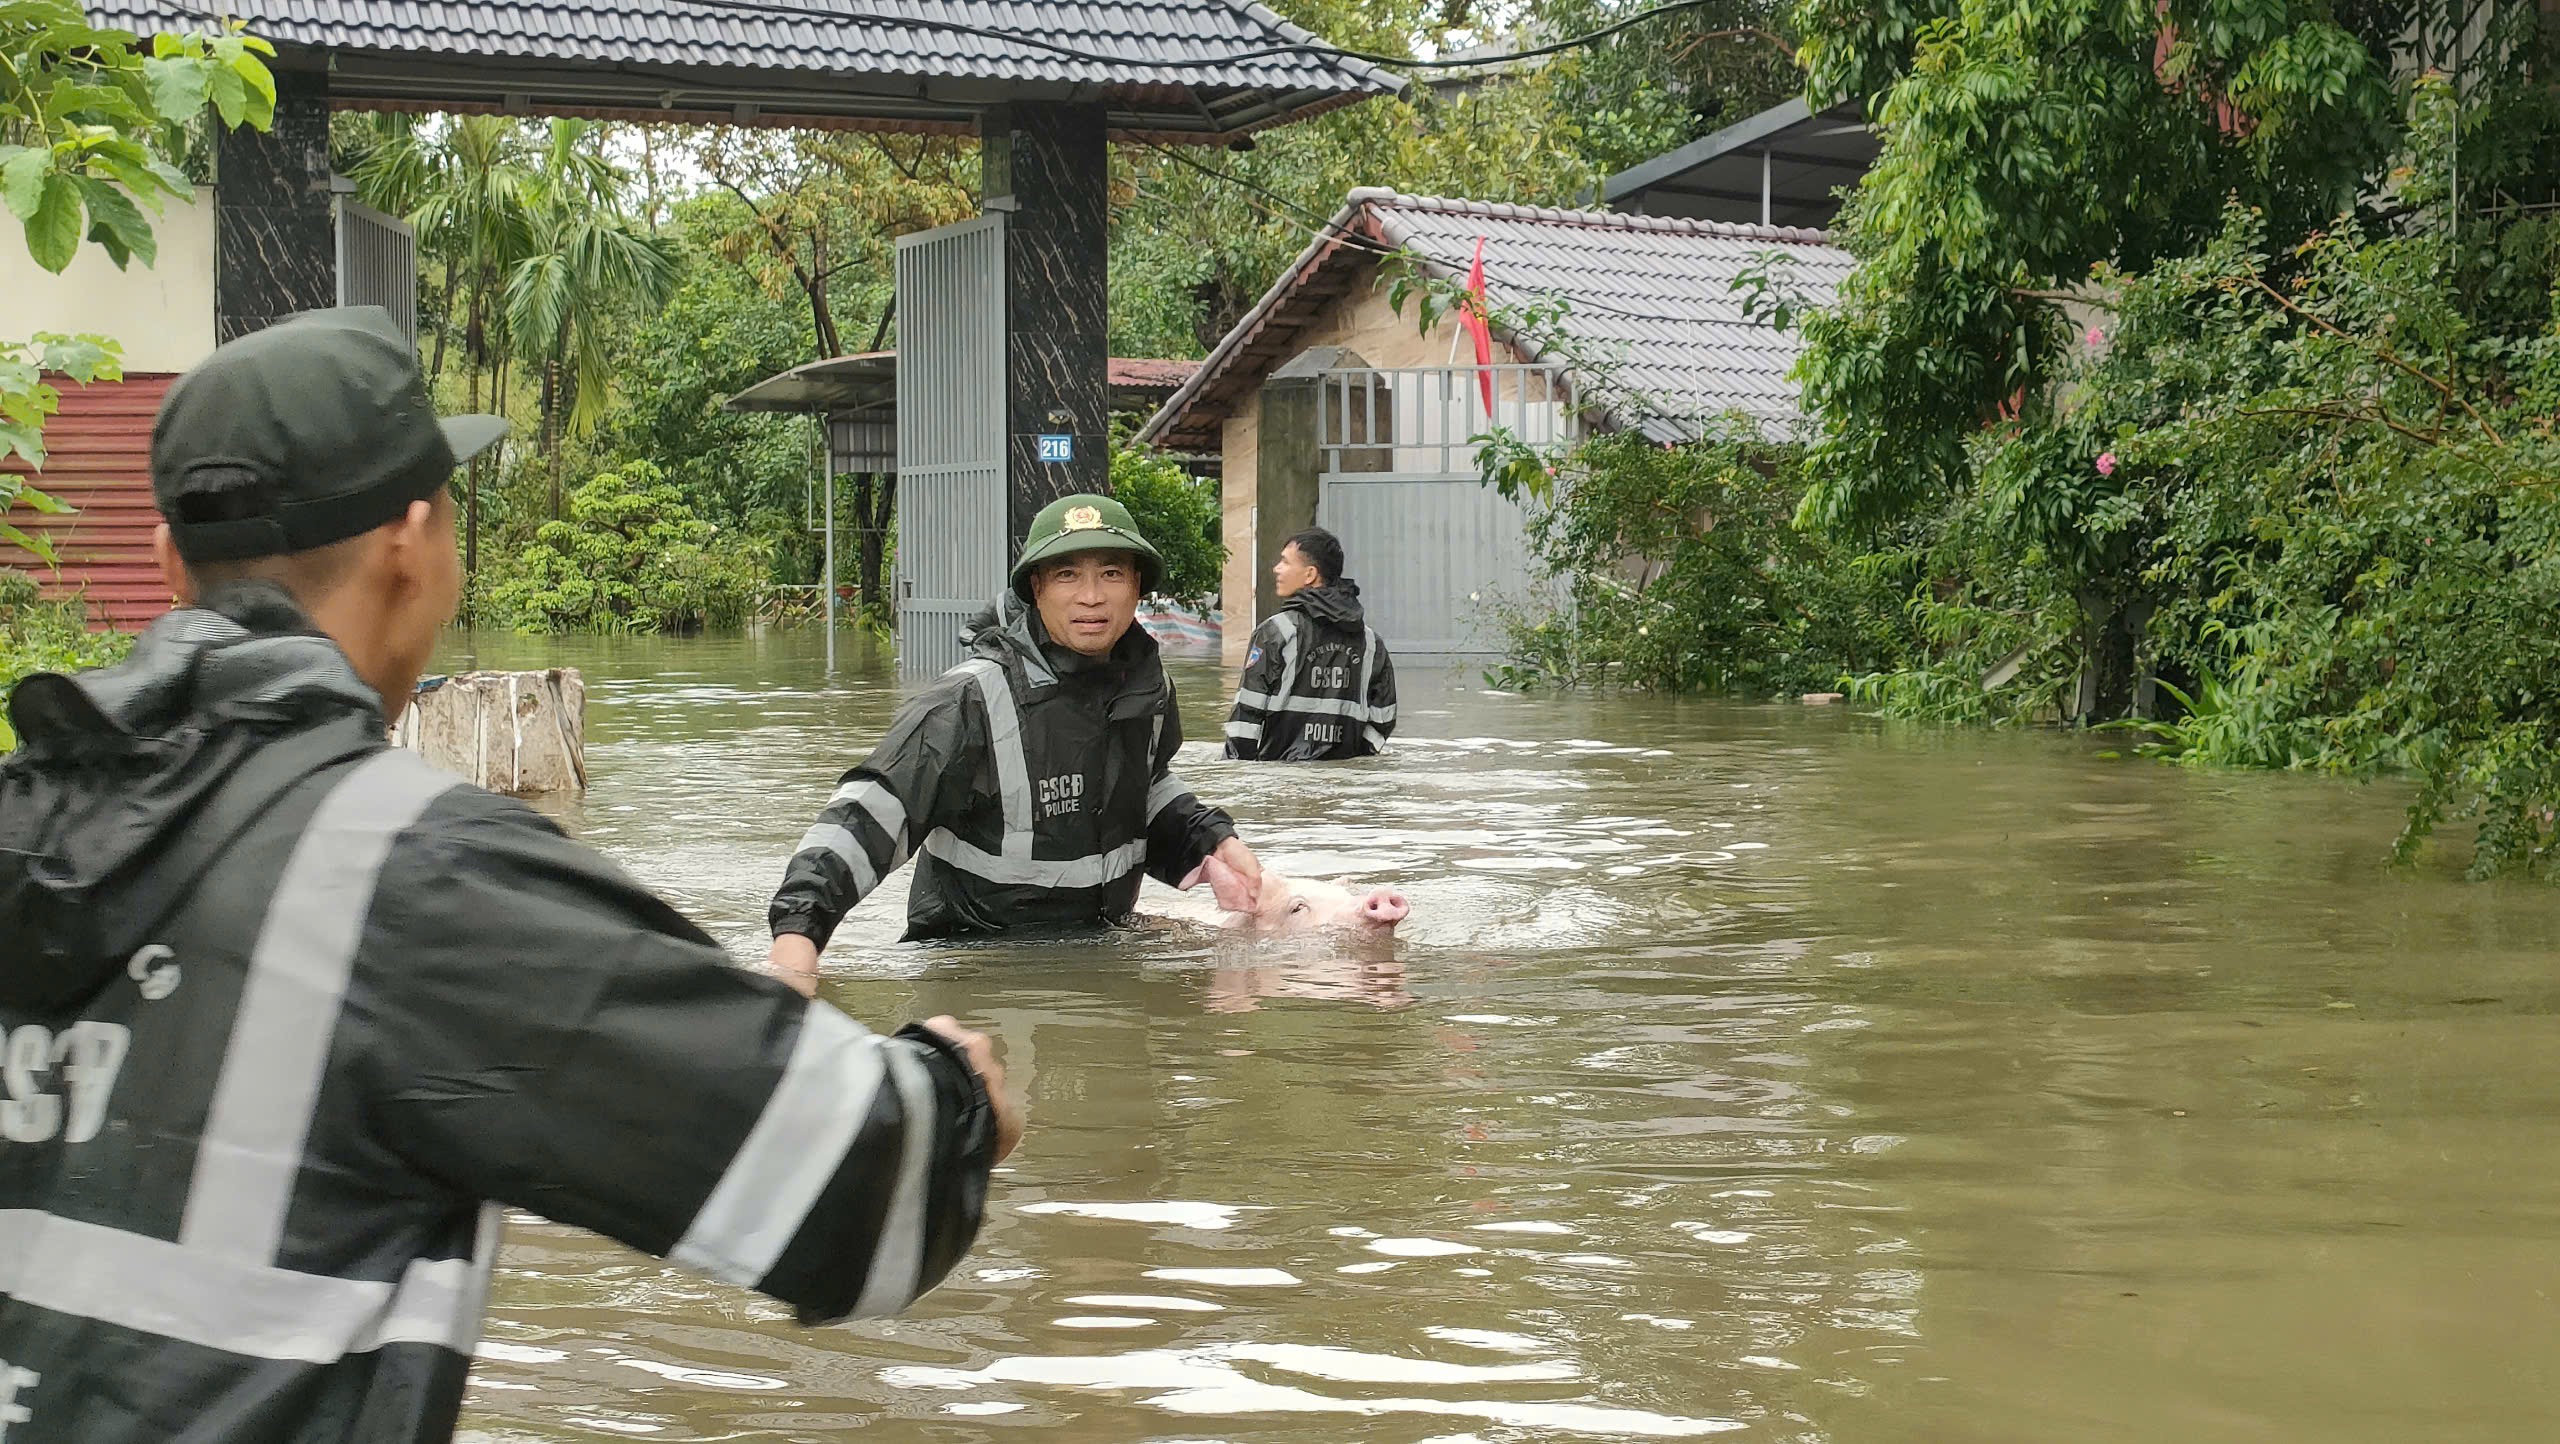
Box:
[441,631,2560,1444]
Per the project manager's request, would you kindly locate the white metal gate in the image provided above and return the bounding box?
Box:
[1316,364,1571,658]
[334,192,416,346]
[894,214,1007,678]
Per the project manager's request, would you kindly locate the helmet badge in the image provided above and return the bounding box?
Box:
[1063,505,1104,531]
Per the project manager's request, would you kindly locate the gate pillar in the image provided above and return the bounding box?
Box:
[980,102,1109,546]
[215,68,335,341]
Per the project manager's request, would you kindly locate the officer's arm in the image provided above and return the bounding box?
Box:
[769,684,976,948]
[1221,618,1288,760]
[1147,683,1240,886]
[360,804,996,1323]
[1364,631,1398,753]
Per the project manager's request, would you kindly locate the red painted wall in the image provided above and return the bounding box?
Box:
[4,374,175,631]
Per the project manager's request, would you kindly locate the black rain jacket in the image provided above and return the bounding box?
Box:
[0,583,993,1443]
[1223,580,1398,761]
[769,591,1237,944]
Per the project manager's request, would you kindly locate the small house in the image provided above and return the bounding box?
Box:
[1137,187,1854,664]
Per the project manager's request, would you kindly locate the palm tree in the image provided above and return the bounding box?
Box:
[347,114,539,584]
[504,121,681,515]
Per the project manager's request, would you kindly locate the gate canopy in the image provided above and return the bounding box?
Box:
[726,352,1197,422]
[91,0,1405,142]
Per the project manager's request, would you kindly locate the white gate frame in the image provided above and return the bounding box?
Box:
[893,214,1008,679]
[1314,363,1574,660]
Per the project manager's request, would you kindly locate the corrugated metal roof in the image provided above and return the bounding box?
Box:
[1138,190,1854,450]
[91,1,1403,140]
[4,374,175,632]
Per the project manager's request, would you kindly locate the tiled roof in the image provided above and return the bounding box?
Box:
[1107,357,1202,391]
[93,1,1402,140]
[1138,189,1853,449]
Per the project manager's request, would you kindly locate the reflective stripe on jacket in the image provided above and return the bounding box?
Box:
[0,590,995,1443]
[770,591,1238,944]
[1224,582,1398,762]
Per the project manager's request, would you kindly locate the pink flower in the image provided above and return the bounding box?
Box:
[2085,326,2105,347]
[2095,452,2118,476]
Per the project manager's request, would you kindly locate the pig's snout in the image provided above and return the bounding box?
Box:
[1362,889,1409,928]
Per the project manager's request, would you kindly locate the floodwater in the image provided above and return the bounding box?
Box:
[437,629,2560,1443]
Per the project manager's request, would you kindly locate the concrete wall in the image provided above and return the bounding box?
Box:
[1215,259,1524,664]
[0,186,217,374]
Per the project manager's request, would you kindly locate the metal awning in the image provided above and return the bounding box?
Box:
[725,353,1198,418]
[1599,99,1877,230]
[725,353,900,416]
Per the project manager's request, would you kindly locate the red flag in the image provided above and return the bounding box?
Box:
[1462,236,1495,417]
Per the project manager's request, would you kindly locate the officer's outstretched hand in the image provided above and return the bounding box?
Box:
[1212,836,1264,911]
[766,933,822,999]
[922,1016,1023,1164]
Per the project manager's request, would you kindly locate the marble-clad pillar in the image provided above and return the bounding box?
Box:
[216,69,335,343]
[979,102,1110,546]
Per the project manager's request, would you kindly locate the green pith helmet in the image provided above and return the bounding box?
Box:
[1012,492,1164,598]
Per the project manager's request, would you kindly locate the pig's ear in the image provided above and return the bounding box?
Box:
[1197,854,1258,912]
[1177,863,1208,892]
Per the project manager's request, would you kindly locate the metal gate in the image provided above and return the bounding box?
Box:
[1316,364,1571,658]
[894,214,1007,678]
[333,191,416,346]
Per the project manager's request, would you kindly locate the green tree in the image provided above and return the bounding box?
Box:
[1785,0,2544,718]
[2,2,272,557]
[346,114,539,581]
[593,198,821,572]
[503,119,681,509]
[1110,444,1223,605]
[346,115,679,566]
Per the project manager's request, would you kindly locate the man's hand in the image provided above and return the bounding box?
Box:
[766,934,822,1000]
[1213,836,1264,910]
[921,1016,1023,1164]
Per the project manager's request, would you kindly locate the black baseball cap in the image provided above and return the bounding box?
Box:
[151,306,507,563]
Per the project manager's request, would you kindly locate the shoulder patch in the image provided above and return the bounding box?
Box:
[1246,644,1263,667]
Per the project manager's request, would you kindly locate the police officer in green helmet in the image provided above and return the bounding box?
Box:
[766,493,1265,992]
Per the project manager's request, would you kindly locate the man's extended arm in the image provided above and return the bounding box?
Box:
[361,798,1012,1322]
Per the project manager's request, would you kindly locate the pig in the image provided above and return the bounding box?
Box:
[1179,854,1409,937]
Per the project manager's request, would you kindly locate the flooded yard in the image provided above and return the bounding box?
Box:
[441,630,2560,1443]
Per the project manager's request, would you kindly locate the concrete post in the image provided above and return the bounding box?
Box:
[215,69,335,342]
[980,102,1110,550]
[1252,346,1383,621]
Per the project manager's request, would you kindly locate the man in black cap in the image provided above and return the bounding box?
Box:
[765,491,1264,987]
[0,307,1013,1443]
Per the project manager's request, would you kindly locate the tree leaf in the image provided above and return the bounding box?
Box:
[76,178,156,269]
[0,418,44,471]
[0,147,51,222]
[0,523,60,567]
[25,174,85,272]
[140,54,212,124]
[207,65,247,129]
[34,334,120,383]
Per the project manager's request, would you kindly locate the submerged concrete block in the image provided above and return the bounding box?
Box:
[389,669,587,796]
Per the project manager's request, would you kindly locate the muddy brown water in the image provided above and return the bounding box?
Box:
[435,630,2560,1443]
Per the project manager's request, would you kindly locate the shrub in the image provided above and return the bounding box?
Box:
[1481,426,1915,696]
[482,462,769,634]
[1,574,133,749]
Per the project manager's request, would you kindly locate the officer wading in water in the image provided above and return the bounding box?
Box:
[1224,527,1398,761]
[766,494,1264,990]
[0,308,1017,1443]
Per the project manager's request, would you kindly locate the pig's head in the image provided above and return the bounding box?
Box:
[1182,855,1408,937]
